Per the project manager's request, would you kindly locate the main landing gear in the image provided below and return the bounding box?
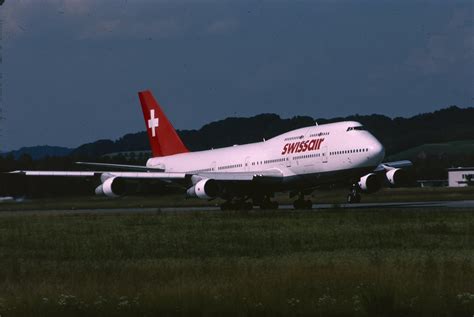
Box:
[220,195,281,211]
[293,193,312,210]
[259,197,279,210]
[347,185,361,204]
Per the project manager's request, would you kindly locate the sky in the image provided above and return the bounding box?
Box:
[1,0,473,151]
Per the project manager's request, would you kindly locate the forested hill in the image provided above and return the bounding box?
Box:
[3,146,73,160]
[69,106,473,158]
[71,114,316,158]
[3,106,473,160]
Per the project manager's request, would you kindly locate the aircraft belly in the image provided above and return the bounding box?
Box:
[279,166,376,189]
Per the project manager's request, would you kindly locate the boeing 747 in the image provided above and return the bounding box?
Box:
[10,90,412,210]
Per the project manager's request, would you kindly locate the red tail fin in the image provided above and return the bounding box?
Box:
[138,90,189,157]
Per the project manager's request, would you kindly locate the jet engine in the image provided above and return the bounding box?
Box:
[358,173,381,193]
[186,178,220,199]
[95,177,126,198]
[386,168,411,187]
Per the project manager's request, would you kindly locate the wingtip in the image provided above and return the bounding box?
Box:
[6,170,23,174]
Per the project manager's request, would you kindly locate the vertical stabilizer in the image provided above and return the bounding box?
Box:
[138,90,189,157]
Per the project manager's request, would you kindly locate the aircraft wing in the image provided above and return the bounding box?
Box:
[374,160,413,172]
[8,169,283,182]
[8,169,283,198]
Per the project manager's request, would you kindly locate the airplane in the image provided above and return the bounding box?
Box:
[9,90,413,210]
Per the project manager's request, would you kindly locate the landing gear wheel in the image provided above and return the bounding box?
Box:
[259,198,279,210]
[293,200,301,210]
[259,201,279,210]
[241,202,253,210]
[293,199,312,210]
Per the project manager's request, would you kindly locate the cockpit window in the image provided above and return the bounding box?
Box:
[347,126,366,131]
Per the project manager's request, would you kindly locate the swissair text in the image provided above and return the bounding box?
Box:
[281,138,325,155]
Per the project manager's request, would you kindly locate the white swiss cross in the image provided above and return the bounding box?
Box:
[148,109,159,137]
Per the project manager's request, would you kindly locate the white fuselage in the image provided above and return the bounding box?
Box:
[146,121,385,187]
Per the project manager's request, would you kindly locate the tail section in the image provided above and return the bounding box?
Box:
[138,90,189,157]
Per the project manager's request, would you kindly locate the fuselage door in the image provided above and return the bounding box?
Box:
[322,146,328,163]
[244,157,251,171]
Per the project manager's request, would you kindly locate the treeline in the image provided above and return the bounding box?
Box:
[68,106,474,159]
[4,106,474,160]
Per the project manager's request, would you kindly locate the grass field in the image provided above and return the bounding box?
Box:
[0,208,473,316]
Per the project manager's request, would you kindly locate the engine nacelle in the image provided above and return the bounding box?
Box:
[186,178,219,199]
[95,177,126,198]
[386,168,411,187]
[358,173,381,193]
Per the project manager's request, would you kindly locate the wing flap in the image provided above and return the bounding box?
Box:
[196,169,283,181]
[9,170,186,179]
[9,169,282,182]
[76,162,164,172]
[103,172,186,179]
[9,171,98,177]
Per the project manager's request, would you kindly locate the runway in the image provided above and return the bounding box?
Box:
[1,200,473,216]
[155,200,474,212]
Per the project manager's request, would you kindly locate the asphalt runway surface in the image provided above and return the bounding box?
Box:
[1,200,473,215]
[111,200,474,213]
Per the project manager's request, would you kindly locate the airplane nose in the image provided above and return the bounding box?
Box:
[371,138,385,162]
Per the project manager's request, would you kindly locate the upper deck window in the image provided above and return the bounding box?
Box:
[284,135,304,141]
[346,126,366,132]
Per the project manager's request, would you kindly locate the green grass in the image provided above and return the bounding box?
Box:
[0,209,472,316]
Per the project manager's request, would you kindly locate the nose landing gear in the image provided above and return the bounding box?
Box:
[347,185,361,204]
[259,200,279,210]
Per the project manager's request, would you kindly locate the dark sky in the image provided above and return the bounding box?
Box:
[2,0,473,151]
